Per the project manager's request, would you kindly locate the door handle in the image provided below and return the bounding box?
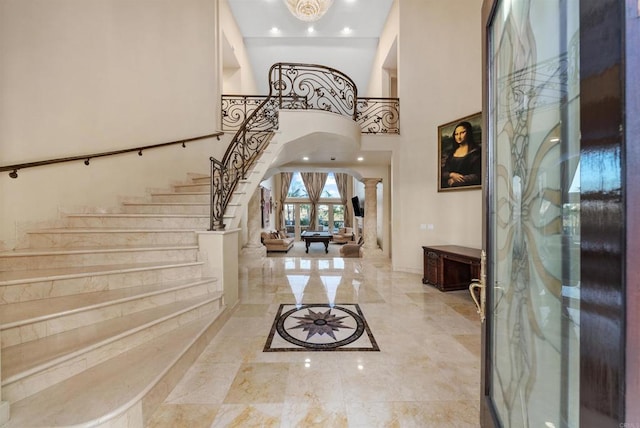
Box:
[469,250,486,323]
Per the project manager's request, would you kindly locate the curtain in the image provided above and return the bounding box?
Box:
[301,172,327,231]
[334,172,351,228]
[279,172,292,231]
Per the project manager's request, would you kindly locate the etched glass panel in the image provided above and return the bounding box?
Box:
[488,0,580,426]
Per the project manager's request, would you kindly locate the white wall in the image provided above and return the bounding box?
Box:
[0,0,221,249]
[219,0,258,95]
[370,0,483,273]
[366,0,399,98]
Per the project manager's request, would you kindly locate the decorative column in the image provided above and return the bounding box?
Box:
[241,187,266,257]
[361,178,383,257]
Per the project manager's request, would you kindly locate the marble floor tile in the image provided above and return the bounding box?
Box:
[210,404,282,427]
[146,403,219,428]
[281,402,349,427]
[346,400,479,427]
[165,362,241,404]
[233,303,272,317]
[150,256,481,427]
[223,363,290,404]
[283,359,345,404]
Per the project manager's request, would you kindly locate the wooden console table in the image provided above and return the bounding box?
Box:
[422,245,481,292]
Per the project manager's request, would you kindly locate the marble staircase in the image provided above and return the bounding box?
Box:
[0,173,228,427]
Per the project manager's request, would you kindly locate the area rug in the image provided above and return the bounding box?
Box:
[267,241,343,258]
[264,303,379,352]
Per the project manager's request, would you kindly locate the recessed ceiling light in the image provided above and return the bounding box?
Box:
[270,27,280,34]
[307,26,315,34]
[341,27,352,35]
[357,156,364,161]
[303,156,309,161]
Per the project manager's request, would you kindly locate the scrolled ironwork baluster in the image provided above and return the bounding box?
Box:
[356,97,400,134]
[211,62,362,231]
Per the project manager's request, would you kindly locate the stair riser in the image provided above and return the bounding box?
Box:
[27,231,198,248]
[173,184,210,193]
[0,249,198,271]
[190,177,211,185]
[223,205,241,217]
[3,299,224,403]
[1,282,219,349]
[65,216,209,229]
[121,204,210,215]
[0,263,203,304]
[150,194,209,203]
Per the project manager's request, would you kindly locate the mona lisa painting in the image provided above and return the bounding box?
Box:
[438,112,482,192]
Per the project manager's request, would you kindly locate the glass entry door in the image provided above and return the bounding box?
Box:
[484,0,580,426]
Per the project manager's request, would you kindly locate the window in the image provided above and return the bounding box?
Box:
[299,203,311,234]
[333,204,345,229]
[321,173,341,198]
[286,172,341,199]
[287,172,308,198]
[318,204,329,231]
[284,172,347,237]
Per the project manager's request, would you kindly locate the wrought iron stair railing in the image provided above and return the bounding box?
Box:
[222,95,400,134]
[209,62,358,230]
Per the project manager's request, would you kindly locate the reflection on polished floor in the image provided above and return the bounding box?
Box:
[147,254,481,427]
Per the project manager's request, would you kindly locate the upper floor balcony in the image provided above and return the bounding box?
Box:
[221,64,399,136]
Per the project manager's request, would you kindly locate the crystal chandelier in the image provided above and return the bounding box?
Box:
[283,0,334,22]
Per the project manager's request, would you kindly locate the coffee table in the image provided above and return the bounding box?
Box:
[300,231,333,253]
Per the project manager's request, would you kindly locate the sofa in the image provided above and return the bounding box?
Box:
[332,227,354,244]
[340,236,364,258]
[261,230,294,252]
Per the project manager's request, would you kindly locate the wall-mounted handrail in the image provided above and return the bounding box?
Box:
[210,62,359,230]
[1,132,224,178]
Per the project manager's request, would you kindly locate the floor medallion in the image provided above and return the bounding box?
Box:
[264,303,379,352]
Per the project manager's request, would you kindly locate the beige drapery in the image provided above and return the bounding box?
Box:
[301,172,327,231]
[278,172,292,231]
[334,172,351,228]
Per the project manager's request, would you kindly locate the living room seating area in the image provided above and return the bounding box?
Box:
[340,236,364,258]
[332,227,355,244]
[261,230,295,252]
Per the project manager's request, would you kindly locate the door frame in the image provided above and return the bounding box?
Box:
[479,0,636,426]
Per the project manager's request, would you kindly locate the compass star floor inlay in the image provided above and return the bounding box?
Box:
[264,303,380,352]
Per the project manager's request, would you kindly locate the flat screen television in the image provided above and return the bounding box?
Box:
[351,196,363,217]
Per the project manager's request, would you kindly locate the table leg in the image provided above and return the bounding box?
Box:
[305,241,310,253]
[324,241,329,253]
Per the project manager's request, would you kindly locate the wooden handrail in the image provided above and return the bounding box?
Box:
[0,131,224,178]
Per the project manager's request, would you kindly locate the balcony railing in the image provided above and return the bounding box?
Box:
[222,94,400,134]
[210,62,359,230]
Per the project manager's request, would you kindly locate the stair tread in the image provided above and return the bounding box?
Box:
[2,292,222,383]
[6,314,221,428]
[28,228,199,233]
[150,192,209,196]
[64,213,208,218]
[0,277,217,326]
[122,201,208,205]
[0,260,203,285]
[0,244,198,257]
